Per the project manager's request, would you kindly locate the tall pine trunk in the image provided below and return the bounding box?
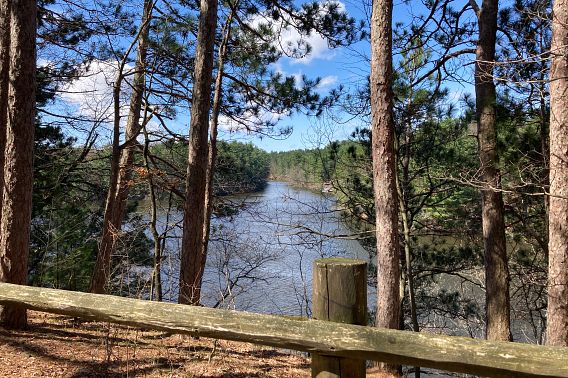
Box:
[200,8,235,278]
[370,0,400,373]
[474,0,511,341]
[178,0,218,305]
[546,0,568,347]
[90,0,153,294]
[0,0,36,329]
[0,0,9,217]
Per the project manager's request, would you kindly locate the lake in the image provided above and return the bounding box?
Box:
[144,180,541,348]
[153,181,372,316]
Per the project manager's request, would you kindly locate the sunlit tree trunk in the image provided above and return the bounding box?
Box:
[201,6,236,279]
[0,0,36,329]
[370,0,400,374]
[178,0,219,305]
[546,0,568,347]
[90,0,153,294]
[474,0,511,341]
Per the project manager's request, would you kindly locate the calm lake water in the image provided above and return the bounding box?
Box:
[153,181,372,316]
[143,181,540,346]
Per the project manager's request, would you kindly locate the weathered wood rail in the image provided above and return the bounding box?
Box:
[0,282,567,377]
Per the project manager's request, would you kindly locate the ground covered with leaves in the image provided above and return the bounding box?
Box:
[0,311,312,377]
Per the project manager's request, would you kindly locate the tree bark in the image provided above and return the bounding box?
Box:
[397,92,419,337]
[0,0,36,329]
[474,0,511,342]
[90,0,153,294]
[200,6,235,278]
[370,0,401,373]
[546,0,568,347]
[0,0,10,218]
[178,0,219,305]
[0,0,10,326]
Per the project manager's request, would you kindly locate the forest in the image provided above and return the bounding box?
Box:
[0,0,567,375]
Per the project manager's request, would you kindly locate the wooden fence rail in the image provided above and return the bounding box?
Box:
[0,282,567,377]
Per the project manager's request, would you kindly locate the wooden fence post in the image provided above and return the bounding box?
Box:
[312,258,367,378]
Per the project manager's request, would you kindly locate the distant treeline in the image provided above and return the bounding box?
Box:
[269,141,365,190]
[151,140,271,196]
[214,141,270,195]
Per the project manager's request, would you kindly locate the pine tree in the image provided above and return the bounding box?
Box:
[0,0,37,329]
[370,0,400,374]
[546,0,568,347]
[178,0,219,305]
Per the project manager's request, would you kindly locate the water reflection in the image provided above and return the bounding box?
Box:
[153,181,372,316]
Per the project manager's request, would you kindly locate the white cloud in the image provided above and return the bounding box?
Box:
[218,108,290,133]
[293,72,304,88]
[279,28,336,65]
[37,58,52,68]
[317,75,338,90]
[61,59,134,124]
[250,1,346,65]
[271,62,285,76]
[56,60,171,145]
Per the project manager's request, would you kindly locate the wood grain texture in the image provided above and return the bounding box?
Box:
[312,258,367,378]
[0,283,567,377]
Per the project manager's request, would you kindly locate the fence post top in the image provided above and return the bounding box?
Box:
[314,258,367,266]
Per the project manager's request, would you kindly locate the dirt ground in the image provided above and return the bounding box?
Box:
[0,311,399,377]
[0,311,312,377]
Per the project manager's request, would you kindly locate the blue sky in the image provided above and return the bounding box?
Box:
[223,0,372,152]
[46,0,477,152]
[222,0,476,152]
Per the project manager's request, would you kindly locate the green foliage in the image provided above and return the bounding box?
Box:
[30,203,99,291]
[215,141,271,195]
[29,144,155,292]
[269,148,328,188]
[150,140,270,196]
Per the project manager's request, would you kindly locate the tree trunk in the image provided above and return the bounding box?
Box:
[546,0,568,347]
[0,0,36,329]
[90,0,153,294]
[398,100,419,337]
[0,0,10,217]
[0,0,10,323]
[143,120,163,302]
[201,7,235,277]
[540,78,550,243]
[370,0,401,373]
[178,0,219,305]
[474,0,511,342]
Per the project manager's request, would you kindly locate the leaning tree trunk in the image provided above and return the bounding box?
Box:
[474,0,511,342]
[90,0,153,294]
[546,0,568,347]
[178,0,219,305]
[370,0,401,374]
[0,0,36,329]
